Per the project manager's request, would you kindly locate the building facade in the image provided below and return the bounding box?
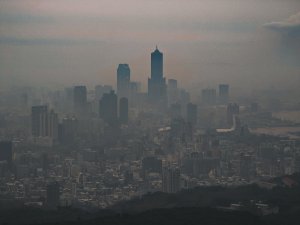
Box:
[148,47,167,105]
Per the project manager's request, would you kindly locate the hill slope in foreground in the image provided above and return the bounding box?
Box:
[1,174,300,225]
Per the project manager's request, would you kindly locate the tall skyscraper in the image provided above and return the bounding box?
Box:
[31,105,48,137]
[119,97,129,124]
[99,90,118,124]
[162,166,181,193]
[186,103,198,125]
[151,47,163,80]
[0,141,13,166]
[117,64,130,98]
[219,84,229,104]
[148,47,167,104]
[73,86,87,114]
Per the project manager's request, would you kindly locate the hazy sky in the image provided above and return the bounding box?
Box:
[0,0,299,91]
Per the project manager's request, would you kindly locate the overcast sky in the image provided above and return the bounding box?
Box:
[0,0,299,91]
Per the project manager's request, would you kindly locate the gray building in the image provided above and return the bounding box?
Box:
[162,166,181,193]
[148,47,167,104]
[219,84,229,104]
[117,64,130,98]
[99,90,118,125]
[73,86,87,114]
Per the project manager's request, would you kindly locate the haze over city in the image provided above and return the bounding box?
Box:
[1,1,300,225]
[1,0,300,90]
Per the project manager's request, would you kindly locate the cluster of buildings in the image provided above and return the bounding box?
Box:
[0,47,300,210]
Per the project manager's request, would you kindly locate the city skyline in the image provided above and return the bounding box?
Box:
[1,1,300,225]
[0,0,300,91]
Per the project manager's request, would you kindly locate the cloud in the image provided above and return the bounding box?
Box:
[263,12,300,67]
[264,12,300,34]
[0,37,104,46]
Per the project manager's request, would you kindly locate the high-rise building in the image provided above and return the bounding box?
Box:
[73,86,87,114]
[0,141,13,165]
[179,89,191,108]
[31,105,48,137]
[31,106,58,140]
[240,154,254,181]
[148,47,167,104]
[227,103,239,127]
[48,110,58,140]
[167,79,178,105]
[58,117,78,145]
[99,90,118,124]
[151,47,163,80]
[128,82,141,106]
[119,97,129,124]
[117,64,130,98]
[186,103,198,125]
[64,87,73,112]
[162,166,181,193]
[219,84,229,104]
[201,88,216,105]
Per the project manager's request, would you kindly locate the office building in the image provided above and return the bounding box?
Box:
[167,79,178,105]
[58,117,78,145]
[31,105,48,137]
[0,141,13,165]
[31,106,58,140]
[227,103,239,126]
[117,64,131,98]
[48,110,58,140]
[219,84,229,104]
[240,154,254,181]
[99,90,118,124]
[162,166,181,193]
[127,81,141,106]
[148,47,167,104]
[73,86,87,114]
